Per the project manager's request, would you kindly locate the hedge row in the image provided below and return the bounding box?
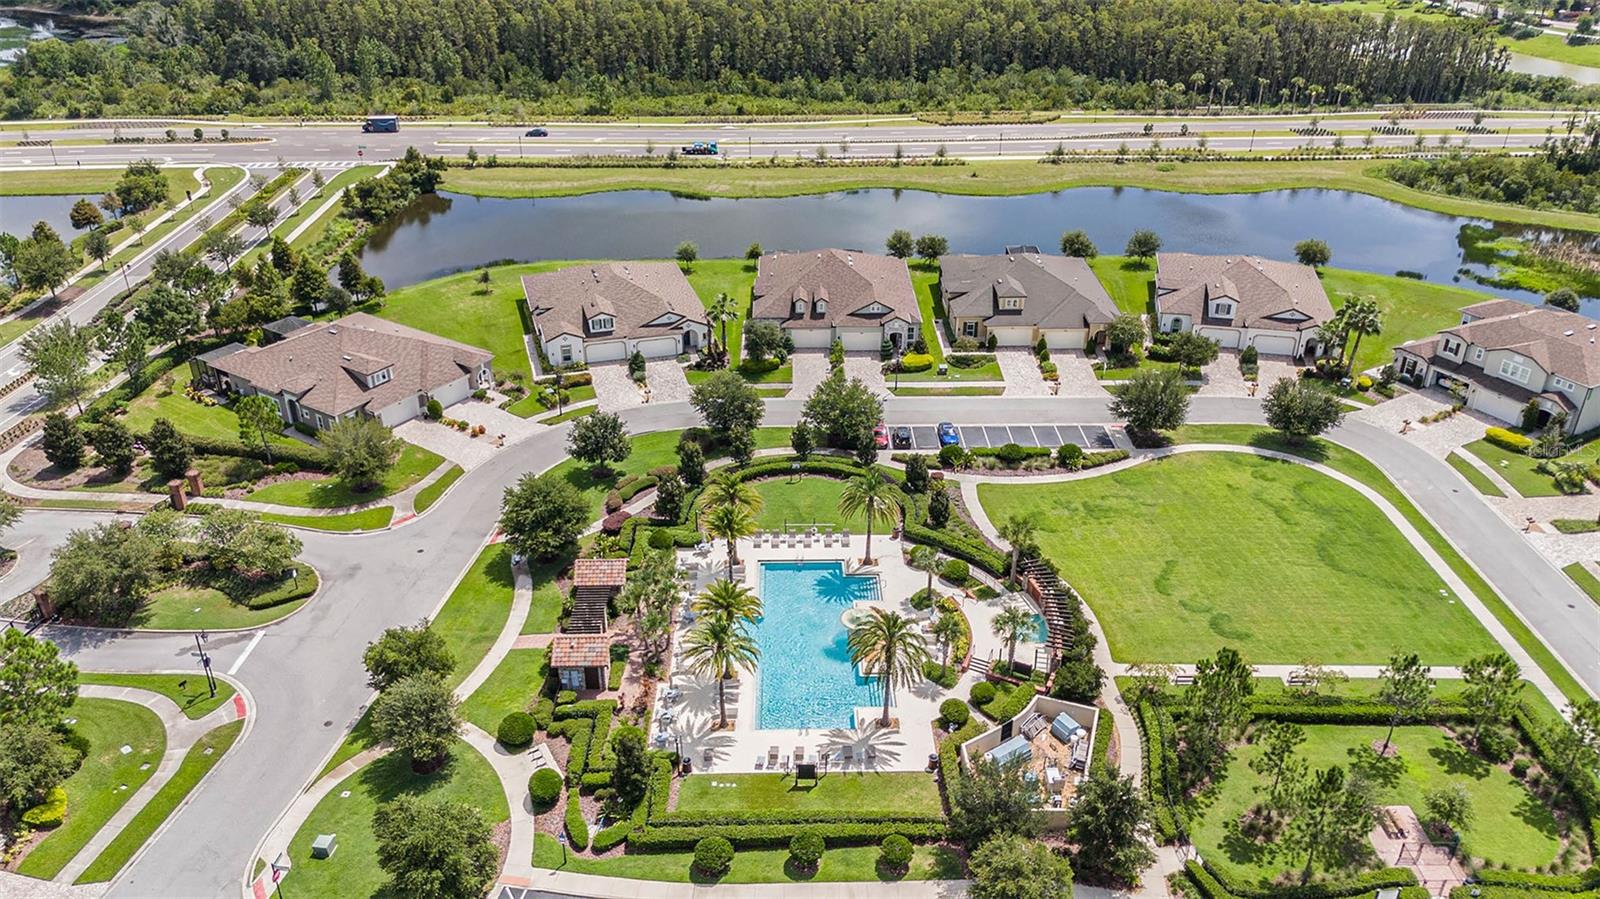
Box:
[1470,867,1600,892]
[977,682,1038,724]
[649,809,945,827]
[179,432,332,471]
[564,786,589,850]
[902,519,1007,577]
[1137,701,1181,843]
[1080,448,1130,469]
[1485,427,1533,453]
[1451,889,1600,899]
[549,717,594,786]
[1203,858,1416,898]
[1248,699,1470,726]
[552,699,616,721]
[937,717,986,801]
[628,820,946,851]
[1514,705,1600,855]
[969,444,1054,461]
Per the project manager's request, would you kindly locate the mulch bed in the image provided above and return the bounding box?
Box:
[8,447,145,492]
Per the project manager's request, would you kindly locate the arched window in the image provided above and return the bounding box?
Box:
[792,299,805,316]
[814,299,828,315]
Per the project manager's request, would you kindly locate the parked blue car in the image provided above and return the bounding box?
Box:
[937,422,961,446]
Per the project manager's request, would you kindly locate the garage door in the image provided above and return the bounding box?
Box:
[1251,334,1297,356]
[633,336,680,359]
[789,328,833,349]
[1044,329,1086,350]
[839,329,881,352]
[989,327,1034,347]
[1468,387,1525,424]
[1197,328,1240,349]
[584,340,628,363]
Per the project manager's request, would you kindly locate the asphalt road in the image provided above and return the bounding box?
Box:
[5,394,1595,898]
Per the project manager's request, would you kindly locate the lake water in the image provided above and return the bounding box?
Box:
[0,10,115,66]
[0,194,91,241]
[357,185,1582,308]
[1507,51,1600,85]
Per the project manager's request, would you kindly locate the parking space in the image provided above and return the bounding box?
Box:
[897,422,1117,451]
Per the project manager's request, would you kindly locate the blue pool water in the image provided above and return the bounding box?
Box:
[755,561,883,730]
[1032,613,1049,644]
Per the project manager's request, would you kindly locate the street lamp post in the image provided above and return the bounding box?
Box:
[47,140,57,166]
[120,263,132,295]
[195,633,216,697]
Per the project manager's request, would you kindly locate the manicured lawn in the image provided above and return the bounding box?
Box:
[460,648,547,733]
[523,560,564,634]
[547,427,790,518]
[134,562,319,630]
[433,543,518,689]
[675,772,942,815]
[16,698,165,879]
[121,367,302,447]
[413,464,464,513]
[891,386,1004,396]
[1446,452,1505,498]
[684,259,757,363]
[259,507,394,531]
[1459,433,1600,499]
[1095,359,1183,381]
[1192,724,1563,885]
[0,168,123,195]
[377,264,549,381]
[78,672,236,720]
[742,475,866,530]
[505,384,596,418]
[75,719,244,884]
[245,443,443,508]
[908,262,945,365]
[534,834,960,884]
[1170,425,1592,706]
[1088,255,1156,316]
[1500,31,1600,68]
[286,742,508,899]
[1563,562,1600,609]
[979,452,1495,664]
[541,405,597,424]
[1321,269,1490,375]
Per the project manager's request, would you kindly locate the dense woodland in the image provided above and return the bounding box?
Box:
[2,0,1510,118]
[1386,125,1600,213]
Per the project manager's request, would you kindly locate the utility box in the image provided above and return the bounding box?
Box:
[311,834,337,859]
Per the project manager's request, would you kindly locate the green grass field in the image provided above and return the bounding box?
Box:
[547,427,790,518]
[75,719,244,884]
[244,443,443,508]
[675,772,942,815]
[1461,432,1600,498]
[433,543,518,689]
[1319,269,1492,375]
[121,367,301,447]
[413,464,464,513]
[259,507,394,531]
[1191,724,1563,885]
[684,259,757,363]
[979,452,1495,664]
[522,560,564,634]
[78,672,236,720]
[1088,255,1157,316]
[460,648,547,733]
[1562,562,1600,608]
[16,698,165,879]
[534,833,960,884]
[891,385,1004,396]
[743,475,866,530]
[1446,452,1506,497]
[286,742,508,899]
[134,563,319,630]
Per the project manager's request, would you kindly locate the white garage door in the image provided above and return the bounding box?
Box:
[1468,387,1525,425]
[989,327,1035,347]
[788,328,833,349]
[633,336,680,359]
[1251,334,1297,357]
[1043,329,1086,350]
[1197,328,1240,349]
[584,340,628,363]
[839,329,881,352]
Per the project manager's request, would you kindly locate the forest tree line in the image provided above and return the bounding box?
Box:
[2,0,1510,118]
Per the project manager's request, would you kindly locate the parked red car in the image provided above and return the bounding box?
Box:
[873,423,889,448]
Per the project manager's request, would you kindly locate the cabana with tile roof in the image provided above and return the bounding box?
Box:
[550,633,613,692]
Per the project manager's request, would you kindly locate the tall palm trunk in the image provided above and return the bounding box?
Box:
[862,509,874,565]
[717,676,728,729]
[880,648,894,726]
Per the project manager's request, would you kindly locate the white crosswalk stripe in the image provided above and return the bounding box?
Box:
[240,160,359,169]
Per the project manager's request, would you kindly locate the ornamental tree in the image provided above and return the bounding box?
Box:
[1263,377,1345,444]
[364,622,456,691]
[500,473,588,560]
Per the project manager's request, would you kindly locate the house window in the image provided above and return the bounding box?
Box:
[1499,359,1532,384]
[1473,347,1483,362]
[1442,339,1461,356]
[814,299,828,315]
[560,344,573,363]
[962,321,978,337]
[793,299,806,316]
[1168,318,1183,333]
[1214,303,1232,317]
[590,315,614,331]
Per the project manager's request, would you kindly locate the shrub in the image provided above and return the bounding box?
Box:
[693,835,735,875]
[789,830,825,867]
[1057,443,1084,469]
[937,443,967,468]
[940,698,971,727]
[556,690,578,705]
[1485,427,1533,453]
[899,352,934,372]
[529,768,563,807]
[994,442,1028,465]
[940,558,970,584]
[880,833,914,869]
[497,711,536,747]
[648,529,675,549]
[1240,345,1259,365]
[425,398,443,420]
[601,509,631,533]
[1356,374,1374,391]
[970,681,997,705]
[565,786,590,849]
[1511,758,1532,779]
[21,786,66,828]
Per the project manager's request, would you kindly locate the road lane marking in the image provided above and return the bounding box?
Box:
[228,631,264,675]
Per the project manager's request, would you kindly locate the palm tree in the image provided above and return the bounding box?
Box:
[907,545,940,601]
[837,473,903,565]
[1314,304,1351,366]
[932,613,964,680]
[694,577,762,627]
[1216,77,1233,111]
[706,291,737,355]
[992,603,1035,671]
[704,471,763,516]
[996,514,1037,584]
[1341,296,1384,373]
[847,608,930,728]
[705,503,755,577]
[680,616,759,729]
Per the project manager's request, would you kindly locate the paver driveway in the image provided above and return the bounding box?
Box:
[788,350,829,398]
[644,359,690,404]
[995,348,1050,396]
[843,352,889,396]
[590,361,642,411]
[1052,350,1109,397]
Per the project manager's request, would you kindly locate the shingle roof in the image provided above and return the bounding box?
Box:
[1155,253,1333,332]
[262,315,311,337]
[204,313,492,416]
[1442,303,1600,385]
[572,557,627,587]
[940,252,1118,330]
[521,262,707,342]
[197,342,247,364]
[751,249,918,330]
[550,634,612,669]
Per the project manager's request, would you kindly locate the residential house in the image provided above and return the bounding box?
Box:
[522,262,710,366]
[1154,253,1334,357]
[750,249,920,352]
[260,315,312,344]
[1393,299,1600,433]
[940,249,1119,349]
[189,312,493,429]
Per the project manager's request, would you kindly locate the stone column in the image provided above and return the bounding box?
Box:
[168,479,187,510]
[185,468,203,495]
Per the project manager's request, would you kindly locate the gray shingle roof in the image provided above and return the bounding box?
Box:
[751,249,918,329]
[521,262,706,342]
[940,252,1118,330]
[1155,253,1333,332]
[1442,303,1600,386]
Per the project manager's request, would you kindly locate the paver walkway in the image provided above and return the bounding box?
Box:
[643,360,690,405]
[590,362,642,411]
[843,351,889,396]
[994,348,1050,396]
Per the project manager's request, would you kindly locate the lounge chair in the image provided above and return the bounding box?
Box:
[841,745,855,768]
[794,746,805,765]
[866,746,878,765]
[755,755,765,770]
[768,746,780,768]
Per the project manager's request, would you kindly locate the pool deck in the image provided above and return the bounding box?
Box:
[652,534,1024,774]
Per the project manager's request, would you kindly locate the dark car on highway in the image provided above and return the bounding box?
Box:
[937,422,961,446]
[525,127,548,137]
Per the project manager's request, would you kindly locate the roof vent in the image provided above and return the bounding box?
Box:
[1589,324,1597,330]
[1566,330,1575,337]
[342,354,352,361]
[327,327,339,335]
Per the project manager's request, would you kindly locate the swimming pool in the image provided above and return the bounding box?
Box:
[754,561,883,730]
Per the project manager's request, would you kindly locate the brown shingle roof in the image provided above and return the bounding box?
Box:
[941,252,1118,329]
[572,558,627,587]
[550,634,611,669]
[1459,299,1529,322]
[205,313,491,417]
[1443,304,1600,385]
[751,249,918,329]
[1155,253,1333,332]
[522,262,706,342]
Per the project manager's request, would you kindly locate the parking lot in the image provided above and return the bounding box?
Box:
[899,423,1118,451]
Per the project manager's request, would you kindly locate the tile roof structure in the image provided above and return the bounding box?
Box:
[521,262,707,342]
[751,249,918,329]
[550,634,612,669]
[572,557,627,588]
[941,251,1119,330]
[1401,301,1600,387]
[1155,253,1333,332]
[204,313,492,417]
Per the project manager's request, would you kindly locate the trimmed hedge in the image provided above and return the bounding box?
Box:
[1485,427,1533,453]
[880,833,914,868]
[497,711,536,747]
[693,835,735,874]
[631,820,947,851]
[1202,859,1417,898]
[180,432,332,471]
[1451,890,1600,899]
[1181,863,1429,899]
[970,444,1053,461]
[20,786,66,828]
[939,698,971,728]
[978,682,1038,724]
[552,699,617,721]
[564,786,589,850]
[650,809,945,827]
[1137,701,1181,843]
[902,519,1007,576]
[592,821,633,853]
[937,717,985,800]
[1470,867,1600,892]
[529,768,563,806]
